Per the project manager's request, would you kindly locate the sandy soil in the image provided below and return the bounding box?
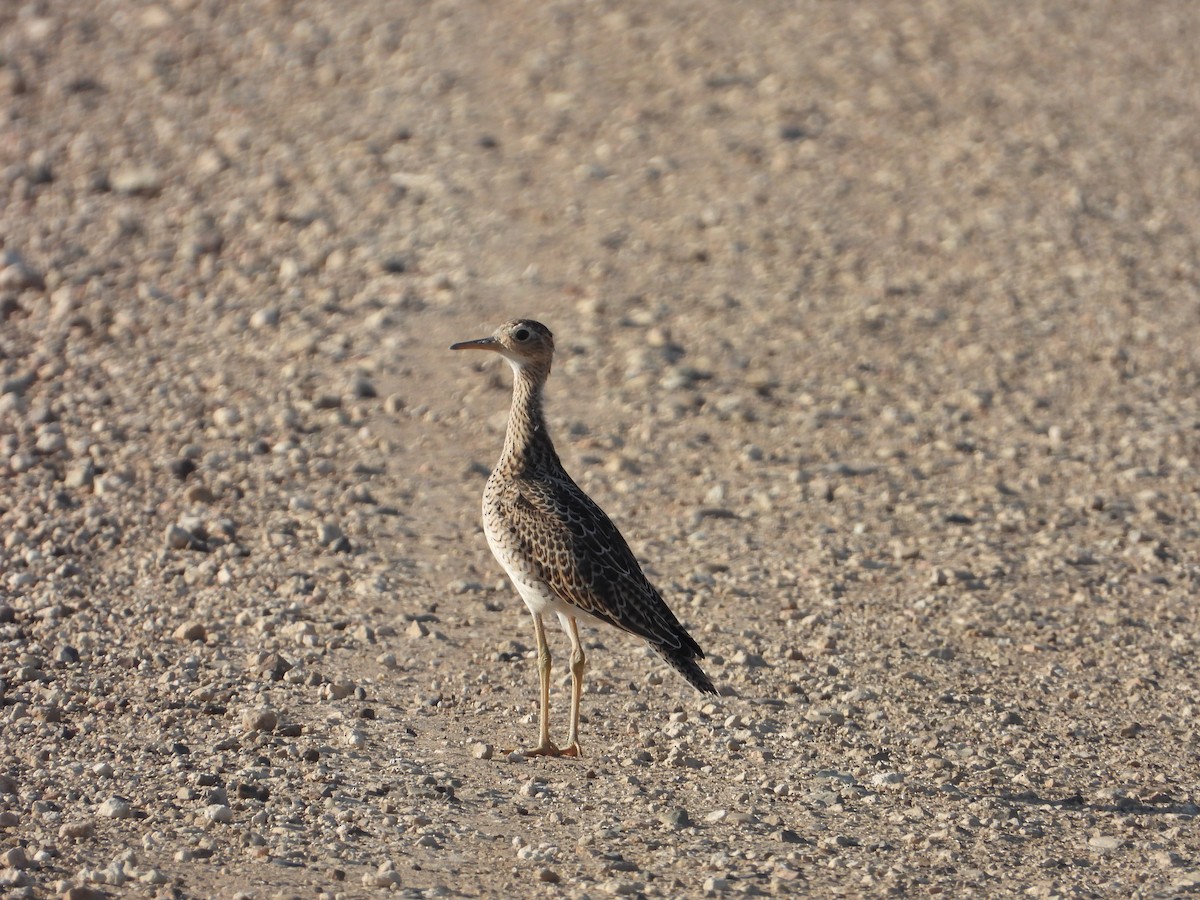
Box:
[2,1,1200,897]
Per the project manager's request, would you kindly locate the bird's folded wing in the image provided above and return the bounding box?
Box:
[503,478,695,652]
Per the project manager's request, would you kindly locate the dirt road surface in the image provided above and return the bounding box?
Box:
[2,1,1199,897]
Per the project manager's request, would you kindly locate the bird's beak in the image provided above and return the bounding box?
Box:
[450,336,500,352]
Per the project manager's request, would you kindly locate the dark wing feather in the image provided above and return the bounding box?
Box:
[501,474,710,670]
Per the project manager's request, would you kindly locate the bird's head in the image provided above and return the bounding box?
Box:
[450,319,555,373]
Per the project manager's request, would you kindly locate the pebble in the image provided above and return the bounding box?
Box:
[349,375,377,398]
[173,621,207,642]
[1088,835,1122,852]
[364,861,402,888]
[659,807,690,829]
[0,812,16,829]
[316,521,344,546]
[407,620,430,638]
[0,250,43,291]
[164,525,196,551]
[97,797,132,819]
[110,165,163,195]
[471,742,493,760]
[241,706,278,733]
[250,307,280,329]
[203,804,233,824]
[1,846,28,869]
[64,459,95,488]
[325,680,355,700]
[58,820,95,840]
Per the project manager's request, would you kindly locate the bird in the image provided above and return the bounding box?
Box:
[451,318,716,758]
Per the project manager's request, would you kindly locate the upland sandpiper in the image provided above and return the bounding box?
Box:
[452,319,716,757]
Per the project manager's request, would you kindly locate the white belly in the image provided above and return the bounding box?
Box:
[482,512,605,628]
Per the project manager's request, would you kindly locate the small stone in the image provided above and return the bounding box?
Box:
[316,522,343,546]
[1153,851,1184,868]
[8,452,35,473]
[471,742,494,760]
[703,876,732,894]
[326,680,355,700]
[213,406,241,428]
[604,880,643,896]
[0,812,16,829]
[364,860,402,888]
[0,250,43,291]
[1088,835,1122,852]
[538,868,561,884]
[168,458,197,480]
[731,649,767,667]
[203,804,233,824]
[809,477,834,502]
[65,459,95,489]
[164,525,195,550]
[250,308,279,329]
[62,888,108,900]
[35,429,65,453]
[184,483,216,503]
[241,706,278,733]
[349,375,377,398]
[248,652,292,681]
[58,820,95,840]
[659,807,690,829]
[407,620,429,639]
[173,621,207,642]
[97,797,132,819]
[110,165,163,195]
[1,846,28,869]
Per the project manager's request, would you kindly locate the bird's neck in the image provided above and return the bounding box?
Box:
[501,361,562,475]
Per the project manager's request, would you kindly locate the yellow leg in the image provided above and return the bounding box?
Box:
[522,613,562,757]
[563,616,586,758]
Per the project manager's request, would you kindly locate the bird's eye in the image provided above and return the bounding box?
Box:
[514,328,530,342]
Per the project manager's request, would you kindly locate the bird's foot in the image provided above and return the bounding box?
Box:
[519,740,582,758]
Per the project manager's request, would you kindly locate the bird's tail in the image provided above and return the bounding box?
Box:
[654,643,717,695]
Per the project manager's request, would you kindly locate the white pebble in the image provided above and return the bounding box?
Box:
[97,797,132,819]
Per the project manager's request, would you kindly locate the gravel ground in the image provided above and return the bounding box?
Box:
[2,1,1200,897]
